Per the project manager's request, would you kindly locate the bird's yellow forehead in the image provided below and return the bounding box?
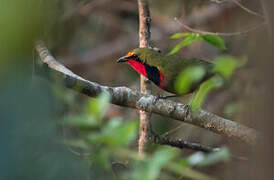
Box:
[125,51,135,58]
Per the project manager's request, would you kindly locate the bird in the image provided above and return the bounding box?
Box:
[117,48,215,96]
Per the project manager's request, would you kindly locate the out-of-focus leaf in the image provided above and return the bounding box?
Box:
[169,33,227,55]
[149,147,179,175]
[92,149,111,169]
[224,103,240,118]
[121,148,215,180]
[187,148,230,167]
[187,152,205,166]
[189,56,246,111]
[177,158,189,168]
[190,76,224,111]
[88,118,138,147]
[168,33,201,55]
[201,34,227,50]
[64,114,100,128]
[166,162,215,180]
[213,56,247,79]
[88,92,110,118]
[175,66,206,94]
[124,147,178,180]
[170,32,191,39]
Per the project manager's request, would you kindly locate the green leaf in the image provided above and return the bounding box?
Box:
[151,147,179,167]
[201,34,227,50]
[166,162,215,180]
[177,159,190,168]
[169,33,227,54]
[168,33,200,55]
[224,103,240,118]
[88,92,110,118]
[170,32,191,39]
[213,56,247,79]
[174,66,206,94]
[125,147,179,180]
[92,149,111,169]
[88,119,138,147]
[146,148,179,180]
[64,114,100,128]
[189,56,246,112]
[187,148,230,167]
[190,76,224,111]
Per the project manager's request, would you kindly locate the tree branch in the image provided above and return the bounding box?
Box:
[35,41,260,146]
[150,131,214,153]
[137,0,152,156]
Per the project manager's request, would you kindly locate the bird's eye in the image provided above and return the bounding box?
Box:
[132,54,138,58]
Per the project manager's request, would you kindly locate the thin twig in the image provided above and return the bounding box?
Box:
[151,130,249,161]
[231,0,264,19]
[161,124,185,137]
[151,131,214,153]
[211,0,264,19]
[174,17,265,36]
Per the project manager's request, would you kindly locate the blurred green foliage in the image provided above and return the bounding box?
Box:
[190,76,223,111]
[0,0,56,58]
[175,66,206,94]
[224,103,240,118]
[0,0,59,79]
[0,75,89,180]
[63,92,229,180]
[124,147,179,180]
[87,92,110,119]
[175,55,246,111]
[213,56,247,79]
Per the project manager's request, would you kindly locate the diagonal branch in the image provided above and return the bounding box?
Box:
[35,41,260,146]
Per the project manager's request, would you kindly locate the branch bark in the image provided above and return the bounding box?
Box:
[150,131,214,153]
[35,41,259,146]
[137,0,152,156]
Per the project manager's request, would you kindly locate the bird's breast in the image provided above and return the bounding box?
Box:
[127,60,148,77]
[127,60,166,88]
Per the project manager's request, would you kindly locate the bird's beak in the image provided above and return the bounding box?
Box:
[117,56,129,63]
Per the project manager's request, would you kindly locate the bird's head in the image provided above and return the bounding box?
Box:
[117,48,146,63]
[117,48,165,88]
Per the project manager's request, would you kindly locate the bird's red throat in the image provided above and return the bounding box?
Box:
[127,60,148,77]
[127,60,165,88]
